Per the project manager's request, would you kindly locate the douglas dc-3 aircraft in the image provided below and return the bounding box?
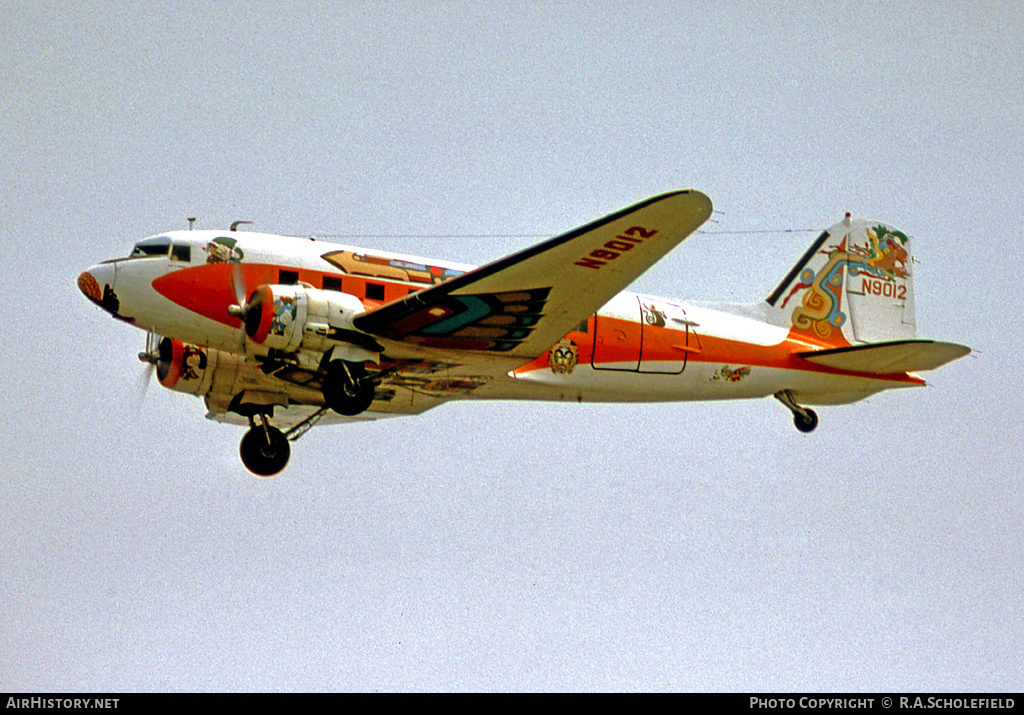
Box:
[78,190,970,476]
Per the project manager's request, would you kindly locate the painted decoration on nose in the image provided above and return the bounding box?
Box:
[78,271,102,301]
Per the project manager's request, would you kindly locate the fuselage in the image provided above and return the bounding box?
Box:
[78,228,923,419]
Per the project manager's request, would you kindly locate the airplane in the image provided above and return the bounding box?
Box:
[78,190,970,476]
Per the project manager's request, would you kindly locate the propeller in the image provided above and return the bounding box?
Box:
[135,330,162,407]
[226,261,256,353]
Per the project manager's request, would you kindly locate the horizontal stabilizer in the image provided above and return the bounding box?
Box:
[796,340,971,374]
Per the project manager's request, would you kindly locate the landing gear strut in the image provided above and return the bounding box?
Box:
[774,390,819,433]
[322,360,375,416]
[239,415,291,477]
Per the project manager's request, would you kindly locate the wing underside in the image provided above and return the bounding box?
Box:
[202,354,509,428]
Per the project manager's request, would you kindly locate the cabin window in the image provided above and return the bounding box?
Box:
[322,276,342,292]
[279,270,299,285]
[171,245,191,262]
[366,283,385,300]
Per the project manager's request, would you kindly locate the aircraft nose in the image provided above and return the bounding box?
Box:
[78,263,120,315]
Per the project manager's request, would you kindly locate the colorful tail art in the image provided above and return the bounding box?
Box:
[765,215,916,347]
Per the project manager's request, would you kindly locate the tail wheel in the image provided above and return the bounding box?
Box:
[775,390,819,434]
[793,408,819,433]
[322,361,375,416]
[239,424,291,477]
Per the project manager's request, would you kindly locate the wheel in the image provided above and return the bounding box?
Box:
[239,424,291,477]
[322,361,375,416]
[793,408,819,433]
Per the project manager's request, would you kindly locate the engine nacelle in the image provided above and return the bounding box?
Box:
[157,338,229,394]
[243,284,380,362]
[154,337,324,411]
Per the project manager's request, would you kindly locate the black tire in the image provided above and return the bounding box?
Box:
[793,408,819,433]
[239,425,291,477]
[323,361,375,416]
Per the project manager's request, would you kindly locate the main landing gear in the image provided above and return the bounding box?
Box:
[235,360,377,478]
[239,415,291,477]
[322,360,376,416]
[774,390,819,433]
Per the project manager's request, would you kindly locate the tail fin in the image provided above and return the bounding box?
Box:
[765,214,915,346]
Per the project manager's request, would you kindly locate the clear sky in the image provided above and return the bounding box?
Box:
[2,0,1021,692]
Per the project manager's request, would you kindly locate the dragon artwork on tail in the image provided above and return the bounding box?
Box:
[780,225,910,343]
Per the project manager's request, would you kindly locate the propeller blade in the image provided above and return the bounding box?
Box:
[134,361,155,405]
[232,261,247,308]
[228,262,250,352]
[134,331,160,410]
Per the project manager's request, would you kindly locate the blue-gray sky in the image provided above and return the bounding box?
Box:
[2,0,1021,691]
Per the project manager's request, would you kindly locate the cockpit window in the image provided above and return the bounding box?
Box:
[129,236,171,258]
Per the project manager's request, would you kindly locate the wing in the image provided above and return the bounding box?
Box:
[352,190,713,357]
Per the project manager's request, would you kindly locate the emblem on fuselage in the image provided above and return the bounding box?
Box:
[320,250,464,284]
[642,303,666,326]
[204,236,244,264]
[548,339,579,375]
[711,365,751,382]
